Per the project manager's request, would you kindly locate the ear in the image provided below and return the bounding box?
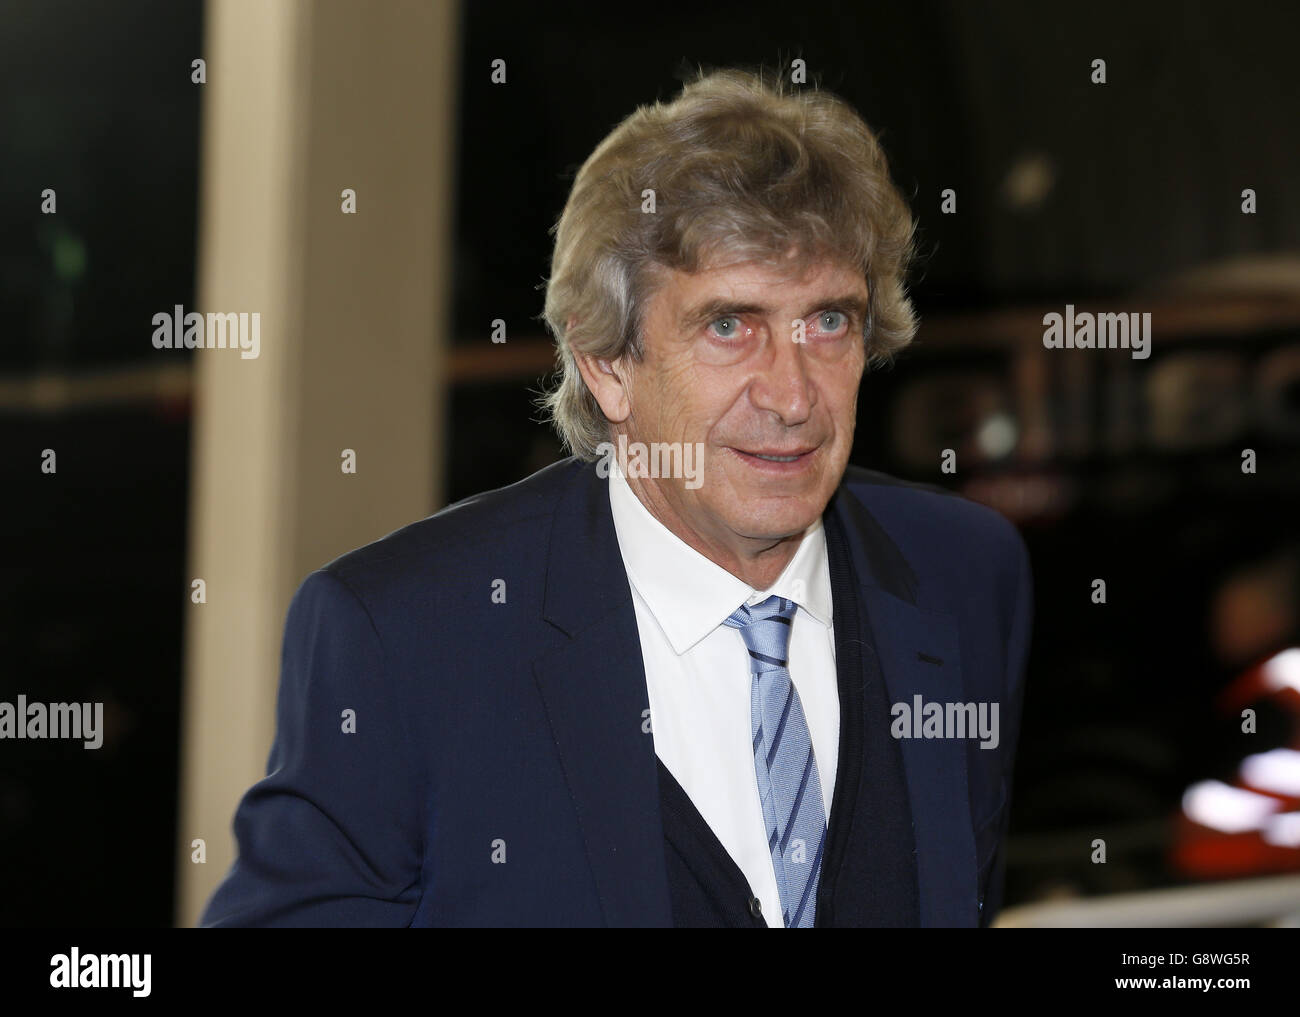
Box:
[574,349,632,424]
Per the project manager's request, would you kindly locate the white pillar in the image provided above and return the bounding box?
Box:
[176,0,458,926]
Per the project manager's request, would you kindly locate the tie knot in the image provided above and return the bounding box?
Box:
[723,595,797,672]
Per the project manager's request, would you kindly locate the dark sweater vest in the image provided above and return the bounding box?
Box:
[655,505,921,927]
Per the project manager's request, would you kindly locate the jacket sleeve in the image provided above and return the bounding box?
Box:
[980,526,1033,928]
[199,568,425,927]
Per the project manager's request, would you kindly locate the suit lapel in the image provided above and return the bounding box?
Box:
[531,461,673,927]
[819,504,918,925]
[830,483,979,926]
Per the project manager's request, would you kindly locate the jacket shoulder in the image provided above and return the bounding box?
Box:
[839,464,1029,591]
[316,456,585,599]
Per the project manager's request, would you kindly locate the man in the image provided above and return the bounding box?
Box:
[201,67,1032,928]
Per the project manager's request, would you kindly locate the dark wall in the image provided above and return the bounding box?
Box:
[0,0,203,925]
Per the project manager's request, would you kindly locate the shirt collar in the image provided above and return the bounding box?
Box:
[607,463,832,654]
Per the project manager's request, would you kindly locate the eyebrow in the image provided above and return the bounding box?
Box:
[679,293,870,331]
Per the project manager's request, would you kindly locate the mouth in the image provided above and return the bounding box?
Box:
[728,446,819,471]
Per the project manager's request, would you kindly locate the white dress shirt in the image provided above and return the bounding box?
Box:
[606,465,839,927]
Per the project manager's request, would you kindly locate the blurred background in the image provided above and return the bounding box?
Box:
[2,0,1299,927]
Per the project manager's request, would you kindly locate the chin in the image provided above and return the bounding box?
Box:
[728,501,823,542]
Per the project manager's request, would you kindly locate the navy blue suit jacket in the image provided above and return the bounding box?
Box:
[200,457,1032,927]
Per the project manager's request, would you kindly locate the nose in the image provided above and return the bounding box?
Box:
[749,327,814,425]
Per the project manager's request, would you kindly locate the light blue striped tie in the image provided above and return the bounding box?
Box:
[724,595,827,928]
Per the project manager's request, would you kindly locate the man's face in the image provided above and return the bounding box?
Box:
[605,253,869,565]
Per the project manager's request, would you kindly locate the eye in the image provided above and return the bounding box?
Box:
[708,315,741,339]
[817,310,849,333]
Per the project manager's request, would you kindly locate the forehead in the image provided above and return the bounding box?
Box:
[651,255,868,315]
